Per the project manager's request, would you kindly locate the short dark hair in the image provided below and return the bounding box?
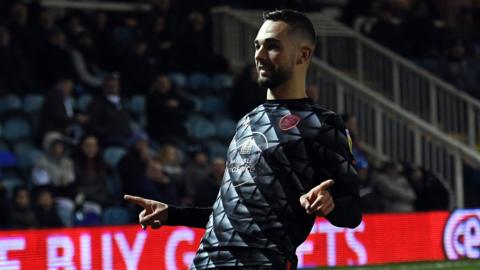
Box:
[263,9,316,46]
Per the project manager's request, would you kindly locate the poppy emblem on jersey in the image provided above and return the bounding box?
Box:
[279,114,301,131]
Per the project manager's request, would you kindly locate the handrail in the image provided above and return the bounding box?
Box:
[313,58,480,165]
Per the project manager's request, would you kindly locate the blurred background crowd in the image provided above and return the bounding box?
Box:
[0,0,478,229]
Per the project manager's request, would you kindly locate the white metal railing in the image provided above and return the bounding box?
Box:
[211,7,480,209]
[214,8,480,152]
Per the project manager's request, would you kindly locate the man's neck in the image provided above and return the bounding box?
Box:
[266,79,307,100]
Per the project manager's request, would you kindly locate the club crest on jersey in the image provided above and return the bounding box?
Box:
[279,114,301,131]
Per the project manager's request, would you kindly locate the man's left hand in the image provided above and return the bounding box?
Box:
[300,179,335,216]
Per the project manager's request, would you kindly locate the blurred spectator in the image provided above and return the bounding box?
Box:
[118,132,179,204]
[147,15,176,71]
[373,162,416,212]
[90,12,117,71]
[157,144,184,181]
[10,186,37,229]
[74,135,112,209]
[7,3,31,57]
[32,132,76,226]
[341,113,369,163]
[38,77,88,141]
[194,157,225,207]
[179,10,212,72]
[32,132,76,198]
[403,0,441,60]
[405,165,449,211]
[87,73,133,146]
[437,39,480,98]
[356,159,383,213]
[369,2,406,55]
[0,183,10,228]
[146,74,193,144]
[228,64,266,120]
[71,32,103,90]
[120,38,156,95]
[37,29,77,88]
[34,187,64,228]
[184,148,210,198]
[29,9,57,56]
[0,25,34,94]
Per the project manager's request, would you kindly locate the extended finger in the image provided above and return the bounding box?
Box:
[317,179,335,192]
[124,194,148,208]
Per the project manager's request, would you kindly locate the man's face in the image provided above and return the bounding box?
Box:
[254,20,296,90]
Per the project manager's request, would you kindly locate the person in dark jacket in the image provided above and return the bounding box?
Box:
[87,73,132,147]
[146,73,193,145]
[38,77,88,140]
[118,132,179,205]
[34,187,64,228]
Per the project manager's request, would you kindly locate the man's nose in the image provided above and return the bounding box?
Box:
[255,46,266,62]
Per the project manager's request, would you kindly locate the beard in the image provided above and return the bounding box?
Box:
[257,64,293,90]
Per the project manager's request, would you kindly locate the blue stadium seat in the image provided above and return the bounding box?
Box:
[76,94,92,112]
[214,116,237,140]
[1,177,23,198]
[102,206,131,225]
[201,95,225,114]
[103,146,127,168]
[168,72,187,88]
[23,94,44,114]
[13,141,42,172]
[128,95,146,116]
[212,74,234,91]
[185,114,216,140]
[0,95,22,115]
[205,140,228,159]
[2,116,32,141]
[188,73,211,90]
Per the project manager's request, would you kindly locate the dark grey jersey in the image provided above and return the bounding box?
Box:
[191,98,358,269]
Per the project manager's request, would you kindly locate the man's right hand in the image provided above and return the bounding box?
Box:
[124,195,169,229]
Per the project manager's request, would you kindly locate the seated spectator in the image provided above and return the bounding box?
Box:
[373,162,416,212]
[341,113,369,162]
[194,158,225,207]
[34,186,64,228]
[37,29,76,88]
[178,10,212,72]
[184,147,210,199]
[437,39,480,99]
[32,132,76,225]
[74,135,112,211]
[118,132,178,204]
[146,73,193,144]
[87,73,133,147]
[405,165,449,211]
[38,77,88,141]
[10,186,37,229]
[356,158,382,213]
[368,2,406,55]
[0,25,34,94]
[120,38,156,95]
[148,15,177,71]
[70,31,103,90]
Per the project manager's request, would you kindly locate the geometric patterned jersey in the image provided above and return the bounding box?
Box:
[191,98,358,270]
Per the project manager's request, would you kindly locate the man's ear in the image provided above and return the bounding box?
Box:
[296,45,313,65]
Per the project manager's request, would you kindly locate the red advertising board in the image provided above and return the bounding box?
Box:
[0,209,478,269]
